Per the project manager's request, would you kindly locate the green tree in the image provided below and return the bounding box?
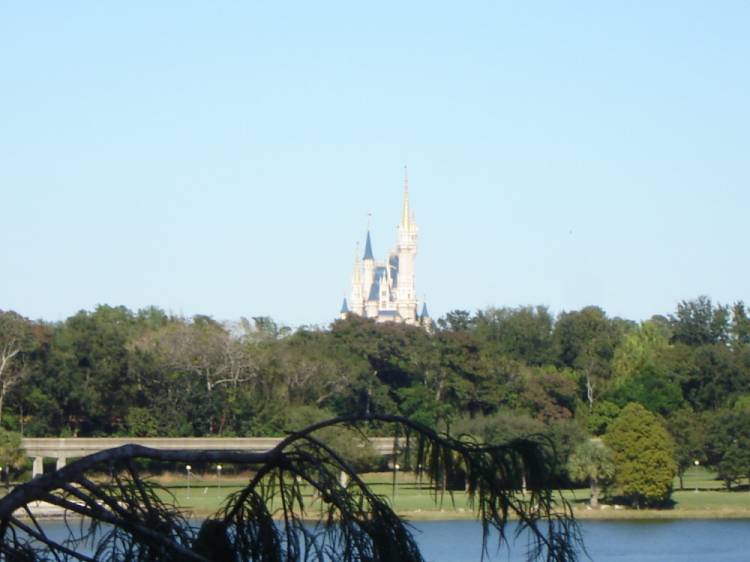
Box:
[45,305,139,436]
[610,365,684,416]
[706,409,750,490]
[251,315,291,340]
[604,403,677,508]
[730,301,750,346]
[0,429,24,485]
[611,320,670,383]
[126,407,159,437]
[396,384,452,429]
[435,329,499,417]
[666,408,707,489]
[680,344,745,410]
[331,316,425,399]
[452,410,545,445]
[670,296,729,346]
[453,413,584,485]
[566,440,615,508]
[520,367,578,422]
[437,309,474,332]
[585,400,620,436]
[553,307,627,409]
[474,306,555,365]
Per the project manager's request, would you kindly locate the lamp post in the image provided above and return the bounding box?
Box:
[394,464,400,503]
[694,459,699,493]
[216,464,222,494]
[186,465,192,500]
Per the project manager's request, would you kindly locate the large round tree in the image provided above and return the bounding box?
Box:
[604,403,677,508]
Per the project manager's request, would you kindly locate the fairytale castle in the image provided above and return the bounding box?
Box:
[339,172,431,328]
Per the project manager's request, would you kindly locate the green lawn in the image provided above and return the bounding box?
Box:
[670,467,750,513]
[678,465,727,491]
[150,466,750,519]
[161,472,474,517]
[4,462,745,520]
[569,466,750,518]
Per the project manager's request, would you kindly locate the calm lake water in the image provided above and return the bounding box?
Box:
[412,519,750,562]
[22,518,750,561]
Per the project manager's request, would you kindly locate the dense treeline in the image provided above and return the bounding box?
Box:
[2,296,750,504]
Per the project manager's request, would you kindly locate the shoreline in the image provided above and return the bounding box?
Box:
[395,507,750,522]
[12,470,750,522]
[17,507,750,522]
[15,497,750,521]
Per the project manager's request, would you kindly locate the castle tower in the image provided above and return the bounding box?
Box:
[350,249,364,315]
[396,168,418,323]
[378,269,389,309]
[340,169,425,326]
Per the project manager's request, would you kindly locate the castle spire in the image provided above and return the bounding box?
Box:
[400,165,412,229]
[363,230,374,260]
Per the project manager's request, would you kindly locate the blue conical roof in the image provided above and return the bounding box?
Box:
[420,302,430,318]
[340,298,349,314]
[363,231,374,260]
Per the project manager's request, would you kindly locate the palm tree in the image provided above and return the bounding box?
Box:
[567,440,615,508]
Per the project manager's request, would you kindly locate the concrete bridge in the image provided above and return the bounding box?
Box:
[21,437,401,478]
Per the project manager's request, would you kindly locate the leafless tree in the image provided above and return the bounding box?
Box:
[0,311,34,423]
[135,319,259,394]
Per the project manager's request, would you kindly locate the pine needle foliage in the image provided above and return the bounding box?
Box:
[0,415,582,561]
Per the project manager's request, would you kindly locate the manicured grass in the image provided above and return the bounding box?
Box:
[152,466,750,520]
[672,489,750,511]
[570,466,750,519]
[678,465,728,491]
[161,483,243,514]
[162,471,475,517]
[669,468,750,514]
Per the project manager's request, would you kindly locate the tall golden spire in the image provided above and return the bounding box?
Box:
[401,165,412,229]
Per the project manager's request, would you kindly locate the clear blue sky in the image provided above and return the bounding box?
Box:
[2,2,748,327]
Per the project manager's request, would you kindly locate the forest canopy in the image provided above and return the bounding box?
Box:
[2,296,750,501]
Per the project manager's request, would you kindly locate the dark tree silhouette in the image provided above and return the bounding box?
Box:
[0,415,582,561]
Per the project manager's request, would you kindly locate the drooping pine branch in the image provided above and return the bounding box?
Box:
[0,415,582,562]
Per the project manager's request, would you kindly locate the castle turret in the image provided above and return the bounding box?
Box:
[419,301,432,330]
[396,168,418,322]
[362,230,375,311]
[350,248,364,315]
[339,298,350,320]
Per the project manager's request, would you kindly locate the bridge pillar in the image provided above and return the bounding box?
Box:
[32,457,44,478]
[55,456,67,471]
